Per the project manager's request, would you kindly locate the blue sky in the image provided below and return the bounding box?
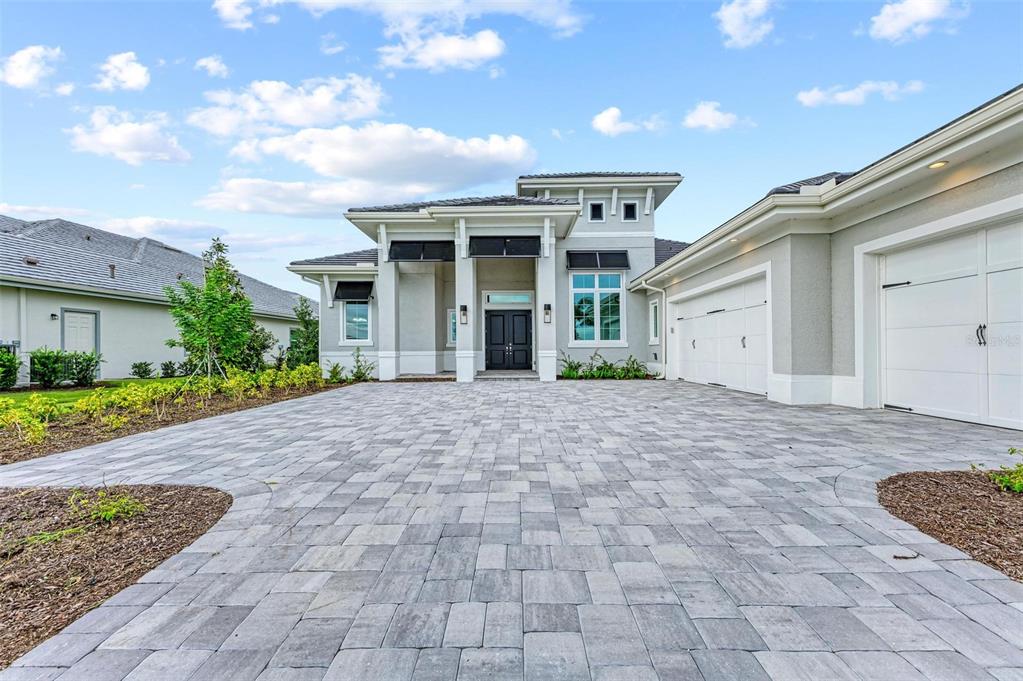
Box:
[2,0,1021,294]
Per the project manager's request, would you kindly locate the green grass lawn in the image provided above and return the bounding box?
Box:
[1,378,185,409]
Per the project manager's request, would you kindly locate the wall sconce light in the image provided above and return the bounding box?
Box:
[50,313,59,321]
[459,304,468,325]
[543,303,551,324]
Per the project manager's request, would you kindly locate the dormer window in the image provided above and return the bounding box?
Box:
[588,201,605,222]
[622,201,639,222]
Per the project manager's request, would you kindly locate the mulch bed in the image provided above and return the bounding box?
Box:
[0,385,337,466]
[877,470,1023,581]
[0,485,231,669]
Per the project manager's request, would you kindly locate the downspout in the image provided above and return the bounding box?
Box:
[636,279,667,379]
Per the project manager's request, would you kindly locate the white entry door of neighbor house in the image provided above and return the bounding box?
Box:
[882,220,1022,430]
[677,276,768,394]
[63,311,98,354]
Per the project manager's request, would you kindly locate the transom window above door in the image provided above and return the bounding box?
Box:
[571,272,624,343]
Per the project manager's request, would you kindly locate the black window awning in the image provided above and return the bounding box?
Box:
[567,251,630,270]
[469,236,540,258]
[334,281,374,300]
[388,240,455,262]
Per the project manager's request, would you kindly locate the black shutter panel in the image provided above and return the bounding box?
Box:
[567,251,599,269]
[505,237,540,256]
[422,241,455,261]
[389,241,424,261]
[334,281,374,300]
[596,251,630,269]
[469,237,505,256]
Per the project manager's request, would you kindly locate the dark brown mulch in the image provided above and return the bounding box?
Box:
[877,470,1023,581]
[0,385,338,466]
[0,485,231,669]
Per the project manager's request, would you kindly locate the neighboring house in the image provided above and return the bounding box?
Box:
[636,84,1022,431]
[0,217,315,383]
[288,178,688,383]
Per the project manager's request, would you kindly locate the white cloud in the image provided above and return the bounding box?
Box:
[591,107,662,137]
[104,216,226,241]
[797,80,925,107]
[213,0,254,30]
[55,82,75,96]
[714,0,775,48]
[868,0,966,43]
[320,32,347,55]
[682,101,739,131]
[379,29,505,72]
[195,54,230,78]
[1,45,63,89]
[93,52,150,91]
[187,75,384,137]
[197,178,428,218]
[235,121,535,182]
[66,106,191,166]
[0,203,92,220]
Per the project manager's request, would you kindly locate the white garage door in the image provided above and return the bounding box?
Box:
[883,221,1022,430]
[676,276,767,394]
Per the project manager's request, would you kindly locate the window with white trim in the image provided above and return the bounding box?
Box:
[447,309,457,346]
[588,201,605,222]
[621,201,639,222]
[649,300,659,344]
[341,300,371,343]
[571,272,624,342]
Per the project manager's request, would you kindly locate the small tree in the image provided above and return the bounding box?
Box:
[165,238,255,378]
[287,297,319,368]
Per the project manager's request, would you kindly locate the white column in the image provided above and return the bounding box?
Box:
[455,245,476,382]
[536,220,557,381]
[377,259,399,380]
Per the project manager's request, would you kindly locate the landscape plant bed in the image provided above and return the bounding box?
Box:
[0,485,231,669]
[877,470,1023,580]
[0,384,336,465]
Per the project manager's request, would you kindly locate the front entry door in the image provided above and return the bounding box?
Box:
[485,310,532,370]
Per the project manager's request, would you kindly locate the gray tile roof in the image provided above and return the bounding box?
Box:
[654,238,689,265]
[292,238,689,268]
[519,172,682,179]
[0,216,313,319]
[766,171,855,196]
[348,195,575,213]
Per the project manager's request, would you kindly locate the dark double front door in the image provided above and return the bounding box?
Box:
[485,310,532,370]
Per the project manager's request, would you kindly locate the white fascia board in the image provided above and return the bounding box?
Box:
[287,264,378,276]
[633,90,1023,288]
[516,176,682,190]
[425,205,581,218]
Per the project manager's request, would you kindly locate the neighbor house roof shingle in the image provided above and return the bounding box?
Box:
[0,216,313,319]
[291,238,689,268]
[348,195,575,213]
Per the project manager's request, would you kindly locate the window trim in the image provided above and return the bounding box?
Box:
[621,201,639,222]
[340,299,372,346]
[587,200,606,223]
[567,271,628,348]
[648,299,660,345]
[446,308,457,347]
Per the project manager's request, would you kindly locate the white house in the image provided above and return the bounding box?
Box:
[292,84,1021,431]
[0,217,313,383]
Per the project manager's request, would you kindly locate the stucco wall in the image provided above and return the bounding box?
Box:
[829,161,1023,376]
[0,285,296,380]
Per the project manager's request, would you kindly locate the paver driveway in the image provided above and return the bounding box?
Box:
[1,381,1021,681]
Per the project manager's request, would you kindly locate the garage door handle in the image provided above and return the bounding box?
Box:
[692,339,696,349]
[980,324,988,346]
[882,281,912,289]
[741,336,746,348]
[976,324,984,346]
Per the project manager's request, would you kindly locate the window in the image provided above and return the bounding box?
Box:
[588,201,605,222]
[447,309,457,346]
[571,272,624,343]
[486,293,531,305]
[622,201,639,222]
[649,300,659,344]
[342,300,370,343]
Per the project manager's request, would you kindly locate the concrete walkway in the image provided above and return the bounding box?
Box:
[1,381,1020,681]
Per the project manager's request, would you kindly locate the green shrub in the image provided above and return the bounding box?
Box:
[130,361,154,379]
[988,447,1023,494]
[68,489,146,523]
[559,351,583,379]
[160,361,178,378]
[617,355,649,379]
[67,352,101,387]
[0,394,59,444]
[350,348,375,383]
[29,347,65,388]
[326,361,347,384]
[560,352,648,380]
[0,351,21,389]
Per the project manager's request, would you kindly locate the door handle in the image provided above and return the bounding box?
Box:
[976,324,984,346]
[980,324,987,346]
[741,336,746,348]
[691,339,696,349]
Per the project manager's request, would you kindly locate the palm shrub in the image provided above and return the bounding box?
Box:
[0,351,21,389]
[67,352,101,387]
[29,347,65,388]
[559,351,583,379]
